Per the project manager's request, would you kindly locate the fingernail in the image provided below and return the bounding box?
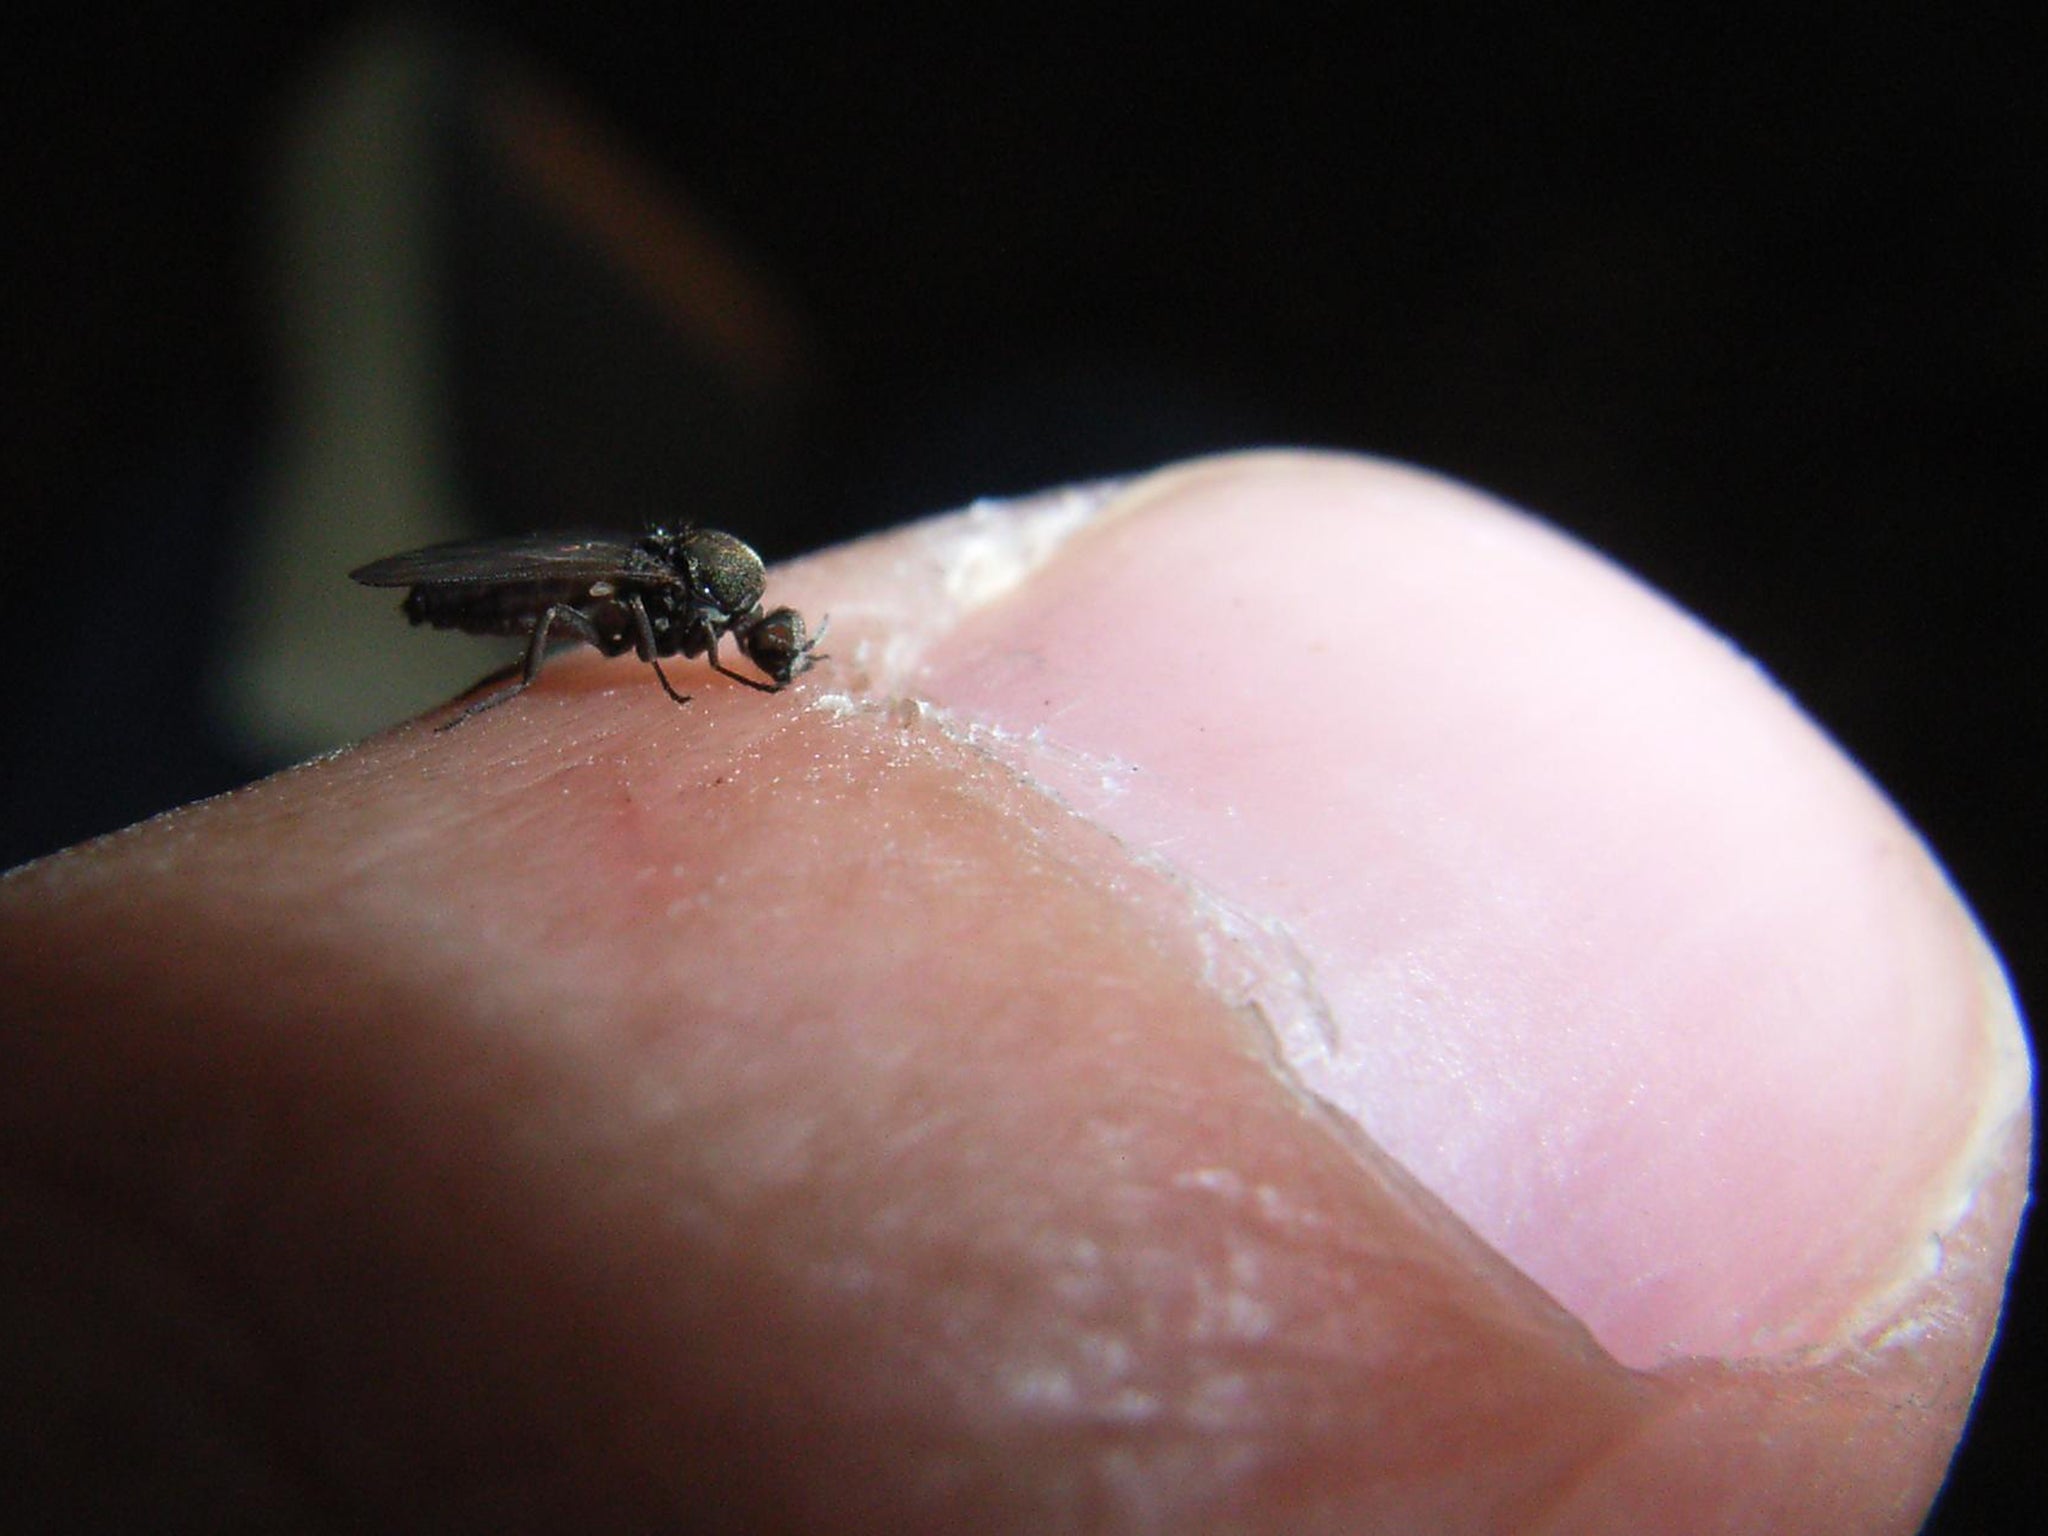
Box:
[876,451,2031,1368]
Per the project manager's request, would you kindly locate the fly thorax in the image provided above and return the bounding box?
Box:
[681,529,769,617]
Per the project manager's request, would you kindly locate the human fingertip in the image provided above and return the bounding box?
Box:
[825,451,2028,1378]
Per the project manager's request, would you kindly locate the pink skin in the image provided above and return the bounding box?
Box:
[0,452,2028,1531]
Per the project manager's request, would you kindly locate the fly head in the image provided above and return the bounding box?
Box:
[740,607,826,686]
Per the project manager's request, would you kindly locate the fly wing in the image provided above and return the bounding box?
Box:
[350,534,678,588]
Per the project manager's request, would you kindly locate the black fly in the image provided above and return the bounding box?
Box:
[351,524,824,726]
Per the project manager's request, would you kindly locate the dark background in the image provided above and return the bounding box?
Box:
[3,7,2038,1529]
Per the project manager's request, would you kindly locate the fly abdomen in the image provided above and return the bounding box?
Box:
[403,579,605,637]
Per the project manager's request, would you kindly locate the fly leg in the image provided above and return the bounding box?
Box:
[688,617,781,693]
[708,646,782,692]
[437,603,606,730]
[625,594,693,707]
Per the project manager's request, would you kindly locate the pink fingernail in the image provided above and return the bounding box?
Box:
[896,452,2030,1368]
